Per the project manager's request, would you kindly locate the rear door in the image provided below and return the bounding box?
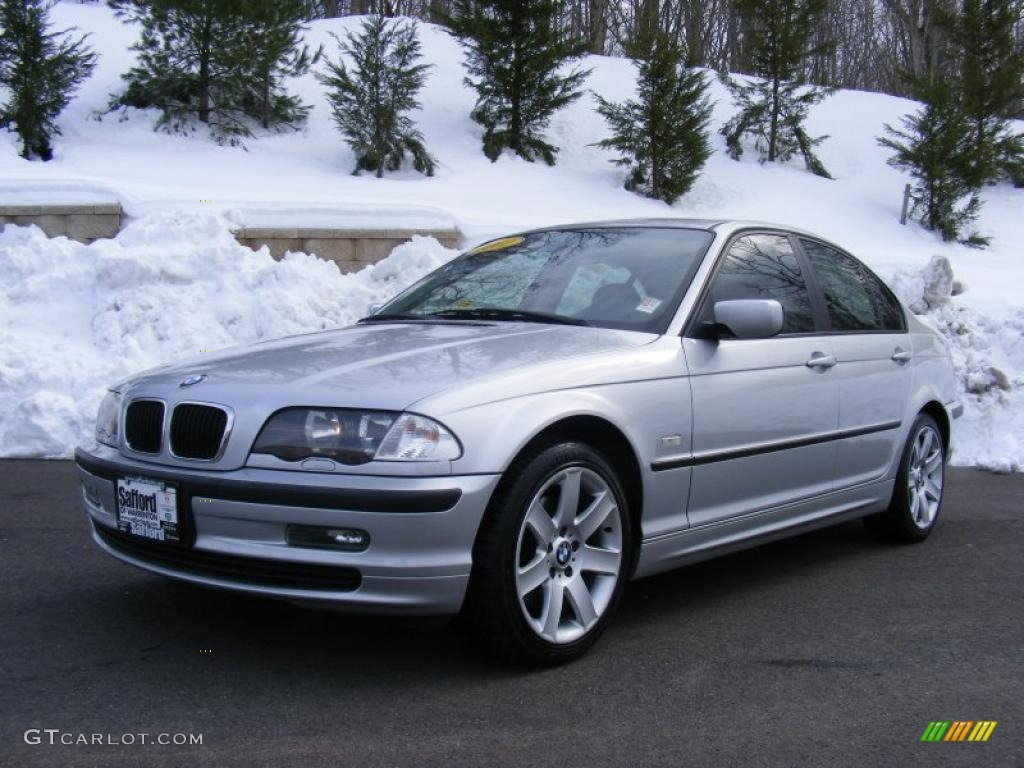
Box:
[797,238,911,488]
[681,232,839,527]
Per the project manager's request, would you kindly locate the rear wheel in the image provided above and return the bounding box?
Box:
[465,442,632,665]
[864,413,945,543]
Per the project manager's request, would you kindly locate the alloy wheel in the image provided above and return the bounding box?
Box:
[514,466,624,644]
[907,425,943,529]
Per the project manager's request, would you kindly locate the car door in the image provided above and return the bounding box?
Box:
[681,232,839,527]
[797,238,912,488]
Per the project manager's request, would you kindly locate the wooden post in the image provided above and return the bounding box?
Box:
[899,184,912,225]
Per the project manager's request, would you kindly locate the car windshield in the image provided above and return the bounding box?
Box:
[371,227,715,333]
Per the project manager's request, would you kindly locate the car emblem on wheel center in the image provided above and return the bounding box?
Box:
[179,374,207,388]
[555,540,572,567]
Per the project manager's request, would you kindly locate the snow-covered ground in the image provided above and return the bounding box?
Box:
[1,4,1022,468]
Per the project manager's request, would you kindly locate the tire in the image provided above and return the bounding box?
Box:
[863,413,946,543]
[464,441,633,666]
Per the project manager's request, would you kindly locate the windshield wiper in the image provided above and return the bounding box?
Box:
[357,312,430,323]
[428,308,590,327]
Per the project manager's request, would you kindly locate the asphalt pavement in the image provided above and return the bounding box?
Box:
[1,460,1021,768]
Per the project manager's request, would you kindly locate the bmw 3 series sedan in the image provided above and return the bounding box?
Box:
[75,219,961,664]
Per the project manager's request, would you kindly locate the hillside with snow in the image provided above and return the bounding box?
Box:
[1,3,1022,469]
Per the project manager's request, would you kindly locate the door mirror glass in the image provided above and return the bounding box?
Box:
[713,299,784,339]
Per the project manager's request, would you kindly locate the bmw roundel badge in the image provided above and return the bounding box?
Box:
[179,373,207,388]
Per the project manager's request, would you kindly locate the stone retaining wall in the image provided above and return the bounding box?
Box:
[0,204,122,243]
[235,227,463,272]
[0,205,461,269]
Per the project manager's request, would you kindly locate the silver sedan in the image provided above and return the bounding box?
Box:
[75,219,961,664]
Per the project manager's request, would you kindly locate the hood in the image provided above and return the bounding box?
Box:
[124,321,655,412]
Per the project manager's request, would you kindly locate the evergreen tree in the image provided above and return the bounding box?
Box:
[238,1,322,131]
[110,0,315,144]
[445,0,590,165]
[942,0,1024,186]
[878,78,988,246]
[318,15,435,177]
[0,0,97,161]
[720,0,834,178]
[594,29,712,204]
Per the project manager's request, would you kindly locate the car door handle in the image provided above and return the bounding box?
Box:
[891,349,912,364]
[806,353,837,369]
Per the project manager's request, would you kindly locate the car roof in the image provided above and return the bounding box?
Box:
[516,218,823,240]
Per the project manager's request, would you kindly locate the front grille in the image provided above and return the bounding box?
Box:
[170,403,229,460]
[124,400,164,453]
[95,525,362,592]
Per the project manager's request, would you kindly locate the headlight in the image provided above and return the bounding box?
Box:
[95,390,122,447]
[251,409,461,464]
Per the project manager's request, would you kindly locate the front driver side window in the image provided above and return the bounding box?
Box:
[707,234,815,334]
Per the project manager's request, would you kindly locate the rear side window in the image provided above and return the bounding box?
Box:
[706,234,815,334]
[800,239,904,332]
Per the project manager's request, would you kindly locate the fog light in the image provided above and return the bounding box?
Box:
[286,524,369,552]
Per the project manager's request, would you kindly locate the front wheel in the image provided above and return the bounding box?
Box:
[465,442,632,665]
[864,413,946,543]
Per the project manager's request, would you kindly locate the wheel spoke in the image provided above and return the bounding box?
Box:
[924,477,941,502]
[566,577,598,629]
[517,553,549,597]
[914,489,927,523]
[920,430,934,459]
[925,451,942,474]
[581,544,620,575]
[553,469,582,529]
[524,500,556,542]
[576,491,615,540]
[540,581,565,639]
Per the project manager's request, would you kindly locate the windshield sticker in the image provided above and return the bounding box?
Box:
[467,236,524,255]
[453,298,475,309]
[635,297,662,314]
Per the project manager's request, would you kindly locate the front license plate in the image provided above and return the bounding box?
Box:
[116,476,181,544]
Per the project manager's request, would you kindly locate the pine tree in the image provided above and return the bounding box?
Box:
[238,1,322,131]
[110,0,315,144]
[318,15,435,177]
[0,0,97,161]
[878,78,988,246]
[720,0,834,178]
[594,28,712,204]
[445,0,590,165]
[942,0,1024,186]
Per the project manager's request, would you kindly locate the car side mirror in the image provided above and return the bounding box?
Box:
[710,299,784,339]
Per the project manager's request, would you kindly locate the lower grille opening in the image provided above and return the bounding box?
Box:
[171,403,229,460]
[95,524,361,592]
[125,400,164,454]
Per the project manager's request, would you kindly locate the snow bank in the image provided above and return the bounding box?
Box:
[1,214,1020,470]
[0,214,458,458]
[892,257,1024,473]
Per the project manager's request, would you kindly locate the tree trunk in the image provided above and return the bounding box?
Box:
[429,0,447,24]
[682,0,706,67]
[589,0,607,55]
[262,70,270,130]
[769,76,780,162]
[198,9,212,124]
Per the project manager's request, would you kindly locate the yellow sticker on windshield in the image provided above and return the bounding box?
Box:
[467,236,524,255]
[453,298,475,309]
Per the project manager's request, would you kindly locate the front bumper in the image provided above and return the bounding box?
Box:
[75,445,500,615]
